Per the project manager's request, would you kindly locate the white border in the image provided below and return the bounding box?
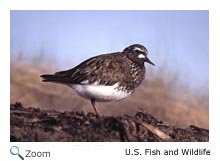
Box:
[1,0,220,161]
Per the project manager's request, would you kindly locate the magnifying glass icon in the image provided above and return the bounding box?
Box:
[10,146,24,160]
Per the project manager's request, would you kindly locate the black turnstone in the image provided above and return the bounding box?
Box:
[41,44,155,117]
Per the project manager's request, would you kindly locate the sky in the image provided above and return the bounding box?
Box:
[10,10,209,93]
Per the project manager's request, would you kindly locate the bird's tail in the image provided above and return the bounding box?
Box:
[40,74,65,83]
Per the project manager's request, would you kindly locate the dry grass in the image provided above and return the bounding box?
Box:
[10,62,209,129]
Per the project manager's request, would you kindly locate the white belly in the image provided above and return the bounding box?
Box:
[70,83,132,102]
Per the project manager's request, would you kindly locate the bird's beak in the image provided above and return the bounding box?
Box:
[145,57,155,66]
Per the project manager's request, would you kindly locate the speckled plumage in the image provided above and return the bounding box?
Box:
[41,44,155,116]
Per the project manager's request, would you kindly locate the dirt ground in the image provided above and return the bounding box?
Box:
[10,103,209,142]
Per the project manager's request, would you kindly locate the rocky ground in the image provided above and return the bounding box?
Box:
[10,103,209,142]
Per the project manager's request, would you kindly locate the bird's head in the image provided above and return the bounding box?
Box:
[123,44,155,66]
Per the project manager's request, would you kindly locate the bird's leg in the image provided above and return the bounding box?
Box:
[91,98,100,118]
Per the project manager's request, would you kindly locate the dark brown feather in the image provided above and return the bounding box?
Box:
[41,52,143,89]
[41,44,152,92]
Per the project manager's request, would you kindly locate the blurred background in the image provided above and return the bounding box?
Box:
[10,10,209,128]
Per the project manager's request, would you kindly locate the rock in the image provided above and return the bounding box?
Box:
[10,103,209,142]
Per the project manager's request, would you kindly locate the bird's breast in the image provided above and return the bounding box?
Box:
[129,63,145,87]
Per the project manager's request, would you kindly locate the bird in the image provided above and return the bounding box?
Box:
[41,44,155,117]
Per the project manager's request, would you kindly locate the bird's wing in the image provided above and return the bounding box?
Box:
[41,53,130,85]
